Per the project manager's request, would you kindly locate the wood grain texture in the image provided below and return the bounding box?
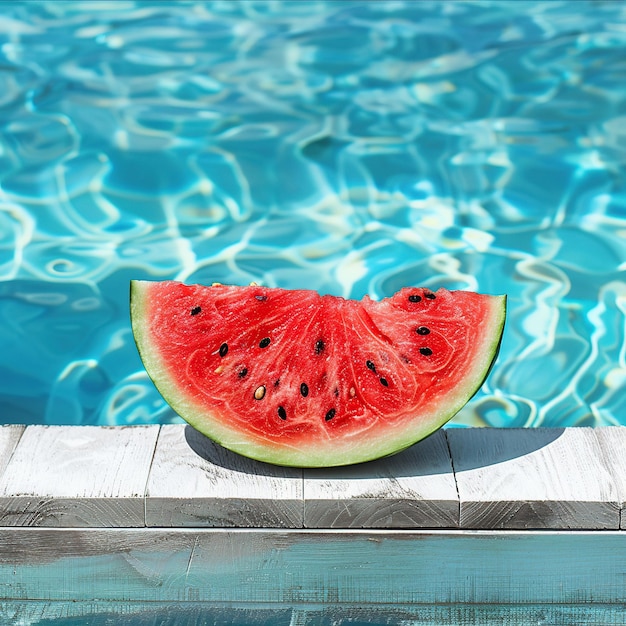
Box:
[145,425,303,527]
[1,426,625,531]
[594,426,626,530]
[0,425,25,478]
[2,600,624,626]
[0,425,159,527]
[0,528,625,605]
[447,428,620,530]
[303,430,457,528]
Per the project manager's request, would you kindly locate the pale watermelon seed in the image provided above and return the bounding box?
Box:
[416,326,430,335]
[259,337,271,348]
[420,347,433,356]
[219,343,228,357]
[254,385,266,400]
[325,408,336,421]
[277,406,287,420]
[190,306,202,316]
[300,383,309,397]
[408,294,421,303]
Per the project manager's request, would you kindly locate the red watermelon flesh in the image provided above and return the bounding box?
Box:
[130,280,506,467]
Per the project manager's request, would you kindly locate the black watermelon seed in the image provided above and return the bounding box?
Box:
[300,383,309,397]
[315,339,325,354]
[190,306,202,316]
[408,294,421,303]
[366,360,376,372]
[425,292,436,299]
[238,368,248,378]
[274,379,280,387]
[219,342,228,357]
[420,347,433,356]
[380,377,388,387]
[277,406,287,420]
[325,408,336,421]
[259,337,271,348]
[255,295,267,301]
[334,387,339,397]
[416,326,430,335]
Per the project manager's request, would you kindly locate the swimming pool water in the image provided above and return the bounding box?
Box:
[0,1,625,428]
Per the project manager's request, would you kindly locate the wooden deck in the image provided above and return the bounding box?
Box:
[1,424,625,530]
[1,424,625,620]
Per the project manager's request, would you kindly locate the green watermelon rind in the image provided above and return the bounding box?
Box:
[130,280,506,468]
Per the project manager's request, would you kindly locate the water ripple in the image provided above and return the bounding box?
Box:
[0,1,625,428]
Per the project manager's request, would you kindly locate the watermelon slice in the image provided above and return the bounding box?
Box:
[130,280,506,467]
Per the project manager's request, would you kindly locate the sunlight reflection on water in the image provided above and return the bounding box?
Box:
[0,1,624,427]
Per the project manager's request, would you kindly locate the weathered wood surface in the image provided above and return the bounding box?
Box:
[2,600,624,626]
[0,425,159,527]
[145,425,303,527]
[303,430,457,528]
[0,425,24,477]
[595,427,626,530]
[447,427,621,529]
[1,425,626,529]
[0,528,625,605]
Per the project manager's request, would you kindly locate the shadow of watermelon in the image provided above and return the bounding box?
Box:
[184,424,565,477]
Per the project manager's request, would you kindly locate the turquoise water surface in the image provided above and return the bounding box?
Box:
[0,0,625,428]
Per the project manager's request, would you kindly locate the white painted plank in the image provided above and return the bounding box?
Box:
[447,428,620,529]
[303,430,457,528]
[0,426,622,531]
[0,425,159,527]
[0,528,625,606]
[0,425,25,478]
[145,424,303,527]
[594,426,626,530]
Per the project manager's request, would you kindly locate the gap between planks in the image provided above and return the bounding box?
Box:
[0,424,625,530]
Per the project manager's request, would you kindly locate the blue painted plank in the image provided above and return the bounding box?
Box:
[1,600,624,625]
[0,529,625,605]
